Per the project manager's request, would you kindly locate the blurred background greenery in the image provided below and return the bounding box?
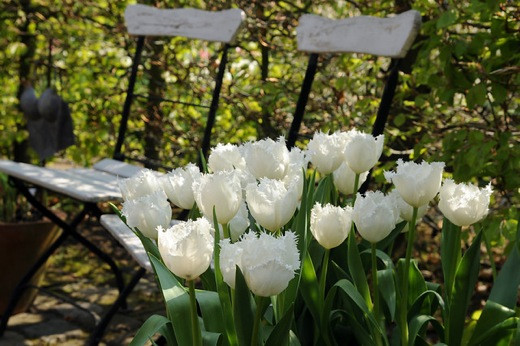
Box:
[1,0,518,246]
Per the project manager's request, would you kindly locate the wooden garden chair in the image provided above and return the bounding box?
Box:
[286,9,421,154]
[0,4,245,345]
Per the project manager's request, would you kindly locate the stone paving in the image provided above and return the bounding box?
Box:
[1,216,164,345]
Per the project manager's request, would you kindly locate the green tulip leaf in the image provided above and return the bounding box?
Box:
[233,266,255,346]
[148,254,193,346]
[408,290,445,323]
[299,251,321,325]
[348,230,372,309]
[468,316,518,346]
[200,267,217,292]
[377,268,397,322]
[265,303,295,346]
[469,231,520,345]
[396,259,428,311]
[130,314,176,346]
[202,330,222,346]
[409,315,445,346]
[447,231,482,346]
[440,218,462,304]
[196,290,225,334]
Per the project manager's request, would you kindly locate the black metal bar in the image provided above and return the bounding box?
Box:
[286,53,319,149]
[87,268,146,346]
[199,44,230,168]
[9,179,126,307]
[114,36,145,161]
[371,58,401,137]
[359,58,401,194]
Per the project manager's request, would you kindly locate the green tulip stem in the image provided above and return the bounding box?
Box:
[353,173,360,205]
[223,222,231,239]
[251,295,269,346]
[188,280,202,346]
[400,206,418,346]
[371,243,380,323]
[319,249,331,305]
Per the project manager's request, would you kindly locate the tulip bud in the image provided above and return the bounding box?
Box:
[353,191,400,243]
[208,143,246,172]
[242,137,290,180]
[229,202,250,241]
[343,130,384,174]
[333,162,368,195]
[384,159,445,208]
[246,178,299,232]
[219,231,300,297]
[438,179,492,227]
[121,190,172,240]
[119,169,161,201]
[158,218,214,280]
[306,131,346,175]
[160,163,200,210]
[310,203,352,249]
[192,170,242,224]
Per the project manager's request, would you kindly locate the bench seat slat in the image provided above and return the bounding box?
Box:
[0,160,121,203]
[93,158,145,178]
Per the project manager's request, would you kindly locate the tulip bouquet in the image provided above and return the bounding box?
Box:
[115,130,520,346]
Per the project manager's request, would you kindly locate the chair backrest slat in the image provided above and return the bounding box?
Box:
[124,5,245,43]
[297,10,421,58]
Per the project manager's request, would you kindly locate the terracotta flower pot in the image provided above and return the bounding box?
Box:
[0,220,61,316]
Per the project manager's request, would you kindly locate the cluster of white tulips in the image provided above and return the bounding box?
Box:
[118,128,493,346]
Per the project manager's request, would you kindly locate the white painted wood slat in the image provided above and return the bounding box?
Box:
[125,4,245,43]
[297,10,422,58]
[93,158,144,178]
[0,160,122,203]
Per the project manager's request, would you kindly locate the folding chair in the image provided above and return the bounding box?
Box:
[0,4,244,345]
[286,10,422,170]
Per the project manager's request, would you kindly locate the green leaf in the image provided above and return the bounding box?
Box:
[348,230,372,309]
[148,254,193,346]
[466,84,487,108]
[408,290,445,322]
[299,251,321,325]
[409,315,445,346]
[202,331,222,346]
[469,228,520,345]
[234,266,255,346]
[378,268,397,322]
[447,231,482,346]
[469,316,518,346]
[440,219,462,304]
[436,10,457,29]
[196,290,225,334]
[130,314,176,346]
[265,303,295,346]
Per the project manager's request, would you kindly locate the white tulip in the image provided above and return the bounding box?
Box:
[388,189,428,223]
[119,169,161,200]
[384,159,445,208]
[229,202,250,241]
[242,137,290,180]
[208,143,246,172]
[246,178,299,232]
[160,163,201,210]
[283,147,308,199]
[192,171,242,224]
[438,179,492,227]
[332,162,369,195]
[158,218,214,280]
[343,130,384,174]
[353,191,400,243]
[310,203,352,249]
[122,190,172,240]
[306,131,347,175]
[219,231,300,297]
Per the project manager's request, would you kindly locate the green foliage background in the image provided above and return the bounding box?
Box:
[1,0,518,239]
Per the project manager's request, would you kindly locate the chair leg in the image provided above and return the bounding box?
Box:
[87,268,146,346]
